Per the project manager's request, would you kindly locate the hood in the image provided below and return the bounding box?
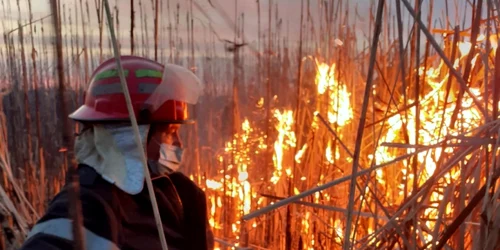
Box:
[74,124,150,194]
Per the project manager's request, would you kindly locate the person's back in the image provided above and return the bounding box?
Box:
[22,165,210,250]
[19,56,213,250]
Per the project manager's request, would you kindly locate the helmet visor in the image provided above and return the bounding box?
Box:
[144,64,203,112]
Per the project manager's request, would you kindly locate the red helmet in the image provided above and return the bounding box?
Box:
[69,56,202,124]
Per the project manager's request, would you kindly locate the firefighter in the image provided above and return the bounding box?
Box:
[19,55,214,250]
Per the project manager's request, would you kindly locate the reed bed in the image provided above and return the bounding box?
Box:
[0,0,499,249]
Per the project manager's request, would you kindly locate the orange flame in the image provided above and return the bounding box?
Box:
[315,61,353,126]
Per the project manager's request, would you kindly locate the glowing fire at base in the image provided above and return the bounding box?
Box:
[202,59,355,249]
[203,36,494,248]
[371,39,489,245]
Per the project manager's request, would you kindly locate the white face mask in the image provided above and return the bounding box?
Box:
[158,143,184,173]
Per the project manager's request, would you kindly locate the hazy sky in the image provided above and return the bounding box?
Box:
[2,1,477,39]
[0,0,486,93]
[0,0,481,61]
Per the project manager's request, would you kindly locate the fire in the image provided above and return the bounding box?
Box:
[204,118,265,239]
[256,97,264,108]
[206,179,223,190]
[204,32,494,249]
[316,62,333,95]
[334,219,343,244]
[374,85,482,205]
[372,37,488,245]
[315,61,353,126]
[295,144,308,163]
[325,140,340,164]
[271,109,296,185]
[458,42,472,57]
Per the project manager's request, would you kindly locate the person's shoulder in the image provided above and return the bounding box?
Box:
[76,164,101,186]
[63,164,108,188]
[47,165,114,208]
[168,172,194,184]
[168,172,205,195]
[31,165,121,248]
[47,164,118,218]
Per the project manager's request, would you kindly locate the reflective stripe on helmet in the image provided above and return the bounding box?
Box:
[91,83,123,96]
[94,69,129,80]
[135,69,163,78]
[94,68,162,80]
[92,83,159,96]
[27,218,120,250]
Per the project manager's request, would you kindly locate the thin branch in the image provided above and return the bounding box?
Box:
[343,0,385,248]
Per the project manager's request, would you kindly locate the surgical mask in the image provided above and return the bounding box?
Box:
[158,143,184,173]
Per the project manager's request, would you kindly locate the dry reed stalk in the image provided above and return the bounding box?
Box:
[0,90,30,247]
[93,0,103,63]
[190,0,195,67]
[264,0,272,184]
[0,223,4,250]
[430,181,455,249]
[79,0,89,85]
[138,0,144,56]
[102,1,169,248]
[435,157,500,248]
[16,5,36,217]
[351,56,415,247]
[483,1,492,123]
[479,127,500,248]
[362,110,494,243]
[114,2,120,51]
[27,0,46,214]
[374,131,494,248]
[436,26,459,149]
[410,0,422,245]
[188,0,202,186]
[343,1,385,249]
[479,10,497,244]
[166,0,173,62]
[49,1,86,250]
[69,2,78,108]
[95,0,104,62]
[62,3,69,77]
[130,0,135,55]
[256,0,261,89]
[288,2,304,247]
[154,0,158,60]
[0,185,26,247]
[85,0,95,70]
[141,0,148,57]
[494,51,500,121]
[449,0,484,129]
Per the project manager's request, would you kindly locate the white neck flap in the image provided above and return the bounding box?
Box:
[74,124,150,195]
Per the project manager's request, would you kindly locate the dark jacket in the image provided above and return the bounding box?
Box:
[20,164,214,250]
